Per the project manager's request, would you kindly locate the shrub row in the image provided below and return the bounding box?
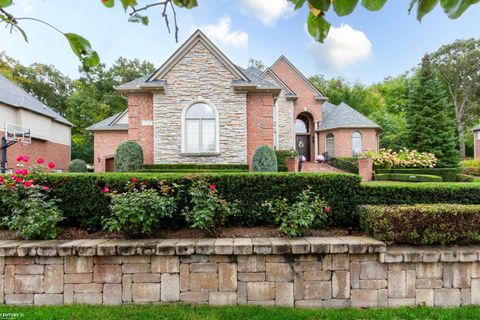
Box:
[142,163,249,171]
[463,167,480,176]
[42,172,361,231]
[374,173,443,182]
[140,169,245,173]
[359,204,480,245]
[456,174,476,182]
[374,168,460,182]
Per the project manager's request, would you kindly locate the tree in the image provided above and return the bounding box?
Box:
[406,55,459,168]
[430,38,480,158]
[248,58,266,71]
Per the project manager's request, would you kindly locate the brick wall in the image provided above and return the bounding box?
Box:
[475,130,480,160]
[318,128,378,158]
[93,130,129,172]
[1,239,480,307]
[1,132,70,171]
[128,94,154,165]
[246,94,274,165]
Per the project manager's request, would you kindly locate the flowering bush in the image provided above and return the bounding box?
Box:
[364,148,437,169]
[103,178,177,237]
[184,179,238,237]
[0,156,62,239]
[262,189,330,237]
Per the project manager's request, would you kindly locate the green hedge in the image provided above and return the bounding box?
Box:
[463,167,480,176]
[41,172,361,231]
[359,204,480,245]
[327,157,359,174]
[140,169,245,173]
[359,182,480,206]
[374,168,460,182]
[142,164,249,171]
[456,174,476,182]
[375,173,443,182]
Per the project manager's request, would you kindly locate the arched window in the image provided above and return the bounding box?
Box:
[184,102,217,153]
[352,131,362,156]
[326,133,335,157]
[295,115,309,134]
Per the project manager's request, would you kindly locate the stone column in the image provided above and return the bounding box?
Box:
[358,158,373,182]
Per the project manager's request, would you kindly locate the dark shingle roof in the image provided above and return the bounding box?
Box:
[318,102,382,131]
[0,74,72,126]
[86,111,128,131]
[473,125,480,131]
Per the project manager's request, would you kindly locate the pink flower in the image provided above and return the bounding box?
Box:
[48,162,55,169]
[23,180,33,188]
[16,155,23,162]
[103,186,109,193]
[0,176,4,184]
[15,177,23,183]
[20,169,28,176]
[15,170,21,175]
[41,186,50,191]
[10,175,16,180]
[131,178,138,183]
[324,207,331,214]
[209,184,216,190]
[37,158,45,164]
[21,155,29,162]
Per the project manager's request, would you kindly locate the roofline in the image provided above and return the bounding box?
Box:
[270,55,326,98]
[0,101,73,127]
[147,29,249,82]
[109,109,128,126]
[260,68,297,96]
[316,126,383,132]
[86,127,128,132]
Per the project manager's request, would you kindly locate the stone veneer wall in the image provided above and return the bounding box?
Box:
[152,41,247,164]
[1,238,480,307]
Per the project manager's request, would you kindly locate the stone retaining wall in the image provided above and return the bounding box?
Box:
[0,238,479,307]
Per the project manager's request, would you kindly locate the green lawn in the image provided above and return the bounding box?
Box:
[1,305,480,320]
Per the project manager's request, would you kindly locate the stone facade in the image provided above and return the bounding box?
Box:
[152,41,247,164]
[1,238,480,307]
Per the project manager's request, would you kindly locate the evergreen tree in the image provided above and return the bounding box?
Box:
[406,55,459,168]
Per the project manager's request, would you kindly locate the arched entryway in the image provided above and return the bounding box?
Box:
[295,113,314,161]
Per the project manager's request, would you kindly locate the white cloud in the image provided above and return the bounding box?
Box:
[15,0,34,15]
[199,17,248,49]
[240,0,293,26]
[307,24,373,70]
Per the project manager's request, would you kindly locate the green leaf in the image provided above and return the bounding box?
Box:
[64,33,100,69]
[361,0,388,11]
[333,0,360,16]
[440,0,480,19]
[307,12,331,43]
[172,0,198,9]
[0,0,12,8]
[416,0,440,21]
[128,13,148,24]
[289,0,307,10]
[140,15,149,26]
[100,0,114,8]
[120,0,137,11]
[308,0,331,11]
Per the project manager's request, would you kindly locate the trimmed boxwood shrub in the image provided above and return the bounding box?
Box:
[142,163,248,171]
[114,141,144,172]
[68,159,88,172]
[359,204,480,245]
[252,145,278,172]
[456,174,476,182]
[374,168,460,182]
[41,172,361,231]
[375,173,442,182]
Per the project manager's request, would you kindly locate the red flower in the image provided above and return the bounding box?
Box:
[37,158,45,164]
[20,169,28,176]
[10,175,16,180]
[131,178,138,183]
[15,170,21,175]
[16,155,23,162]
[103,186,109,193]
[48,162,55,169]
[209,184,216,190]
[41,186,50,191]
[15,177,23,183]
[23,180,33,188]
[324,207,331,214]
[0,176,4,184]
[21,155,29,162]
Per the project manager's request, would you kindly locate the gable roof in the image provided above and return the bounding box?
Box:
[317,102,382,131]
[270,55,327,101]
[260,68,297,98]
[86,110,128,131]
[0,74,72,126]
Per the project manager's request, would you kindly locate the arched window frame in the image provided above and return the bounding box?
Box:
[295,115,310,134]
[352,131,362,156]
[325,133,335,157]
[181,100,220,154]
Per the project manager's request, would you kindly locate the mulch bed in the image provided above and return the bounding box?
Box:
[0,227,365,240]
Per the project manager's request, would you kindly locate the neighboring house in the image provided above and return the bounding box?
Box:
[0,74,72,171]
[88,30,381,172]
[474,125,480,160]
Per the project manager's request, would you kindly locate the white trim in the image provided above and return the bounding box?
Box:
[181,99,220,154]
[109,109,128,126]
[273,100,279,149]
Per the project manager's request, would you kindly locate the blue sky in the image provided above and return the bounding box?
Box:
[1,0,479,84]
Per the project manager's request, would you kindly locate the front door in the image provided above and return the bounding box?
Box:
[296,135,310,160]
[105,158,115,172]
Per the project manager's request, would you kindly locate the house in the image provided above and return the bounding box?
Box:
[474,125,480,160]
[0,74,72,171]
[88,30,381,172]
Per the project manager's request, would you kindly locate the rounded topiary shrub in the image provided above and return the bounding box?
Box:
[114,141,144,172]
[252,145,278,172]
[68,159,88,172]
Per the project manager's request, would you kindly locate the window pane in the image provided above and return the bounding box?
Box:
[202,120,215,152]
[326,134,335,157]
[352,132,362,155]
[186,103,215,119]
[186,120,200,152]
[295,118,308,134]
